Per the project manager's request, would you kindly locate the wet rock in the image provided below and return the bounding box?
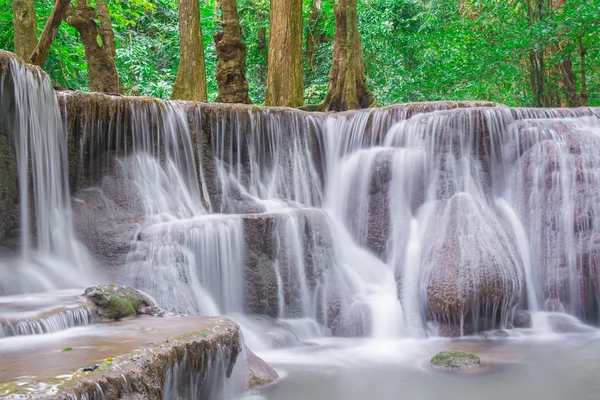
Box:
[431,350,481,370]
[512,311,532,329]
[73,185,140,273]
[0,316,254,400]
[547,313,597,334]
[243,315,302,348]
[242,214,279,317]
[423,193,524,327]
[246,349,278,390]
[83,285,160,321]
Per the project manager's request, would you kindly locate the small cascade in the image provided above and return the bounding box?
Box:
[162,343,245,400]
[0,306,94,337]
[504,116,600,321]
[211,107,324,212]
[0,57,97,294]
[122,216,245,315]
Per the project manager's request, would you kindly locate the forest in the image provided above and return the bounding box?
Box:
[1,0,598,109]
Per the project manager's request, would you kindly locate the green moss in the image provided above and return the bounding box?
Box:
[431,350,480,370]
[105,294,136,320]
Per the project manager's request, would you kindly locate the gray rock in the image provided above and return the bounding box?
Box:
[83,284,162,321]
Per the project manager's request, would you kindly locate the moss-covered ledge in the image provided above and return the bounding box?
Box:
[0,316,277,399]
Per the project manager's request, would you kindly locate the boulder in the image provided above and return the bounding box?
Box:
[246,349,278,390]
[83,284,163,321]
[431,350,481,370]
[423,193,524,327]
[512,311,532,329]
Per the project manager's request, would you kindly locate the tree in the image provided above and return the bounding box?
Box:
[30,0,72,68]
[318,0,374,111]
[12,0,37,60]
[264,0,304,107]
[65,0,122,93]
[171,0,207,101]
[213,0,251,103]
[305,0,321,71]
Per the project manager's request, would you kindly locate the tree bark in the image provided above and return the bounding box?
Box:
[30,0,72,67]
[13,0,38,60]
[214,0,251,103]
[65,0,122,94]
[558,52,580,107]
[264,0,304,107]
[171,0,207,101]
[318,0,375,111]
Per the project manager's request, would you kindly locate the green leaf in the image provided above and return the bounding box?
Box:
[62,347,73,352]
[96,35,103,47]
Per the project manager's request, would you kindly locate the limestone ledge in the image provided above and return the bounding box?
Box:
[0,316,277,399]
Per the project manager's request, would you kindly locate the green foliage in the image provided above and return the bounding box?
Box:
[0,0,598,106]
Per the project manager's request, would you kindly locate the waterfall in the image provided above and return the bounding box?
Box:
[0,58,97,294]
[2,50,600,340]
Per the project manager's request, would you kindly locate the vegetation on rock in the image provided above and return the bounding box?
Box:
[431,350,481,370]
[83,284,155,321]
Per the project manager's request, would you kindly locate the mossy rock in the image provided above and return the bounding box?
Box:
[83,285,155,321]
[430,350,481,370]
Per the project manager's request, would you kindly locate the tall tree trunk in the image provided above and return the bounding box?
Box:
[30,0,72,67]
[171,0,207,101]
[264,0,304,107]
[305,0,321,71]
[12,0,38,60]
[318,0,375,111]
[214,0,251,103]
[578,35,588,107]
[65,0,122,94]
[558,52,580,107]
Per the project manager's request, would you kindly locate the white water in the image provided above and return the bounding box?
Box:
[2,54,600,396]
[0,58,99,295]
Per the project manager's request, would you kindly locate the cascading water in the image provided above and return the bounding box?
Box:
[4,50,600,398]
[0,57,97,295]
[63,97,600,340]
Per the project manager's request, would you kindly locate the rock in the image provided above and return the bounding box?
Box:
[512,311,532,329]
[0,316,249,399]
[246,349,278,390]
[423,193,524,327]
[547,313,597,334]
[430,350,481,370]
[83,285,161,321]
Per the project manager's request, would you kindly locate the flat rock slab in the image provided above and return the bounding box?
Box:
[0,315,243,398]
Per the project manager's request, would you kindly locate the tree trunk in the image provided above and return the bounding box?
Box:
[558,52,580,107]
[318,0,375,111]
[13,0,38,60]
[305,0,321,71]
[214,0,251,103]
[171,0,207,101]
[30,0,72,67]
[65,0,122,94]
[264,0,304,107]
[578,35,588,106]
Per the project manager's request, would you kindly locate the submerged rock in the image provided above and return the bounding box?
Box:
[83,284,163,321]
[431,350,481,370]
